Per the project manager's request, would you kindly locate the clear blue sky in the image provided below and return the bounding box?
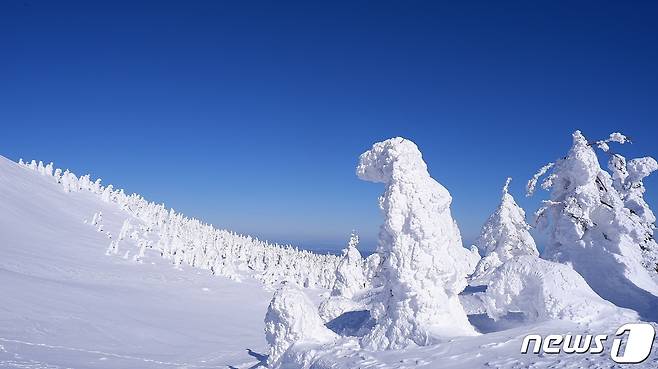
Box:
[2,1,657,252]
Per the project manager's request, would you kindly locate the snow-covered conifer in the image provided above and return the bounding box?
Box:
[357,137,478,350]
[609,154,658,274]
[470,178,538,284]
[264,283,337,367]
[118,219,132,241]
[330,231,366,298]
[101,185,113,202]
[318,232,368,322]
[54,168,62,183]
[528,130,658,316]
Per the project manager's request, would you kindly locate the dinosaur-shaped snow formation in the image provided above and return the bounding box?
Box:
[356,137,479,350]
[470,178,539,284]
[530,130,658,319]
[264,283,337,367]
[482,255,638,323]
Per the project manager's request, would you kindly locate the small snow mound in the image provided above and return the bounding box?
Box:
[482,256,637,323]
[264,283,337,367]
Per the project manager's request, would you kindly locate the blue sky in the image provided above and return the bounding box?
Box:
[2,1,657,252]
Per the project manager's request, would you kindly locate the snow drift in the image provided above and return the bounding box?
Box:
[481,255,637,323]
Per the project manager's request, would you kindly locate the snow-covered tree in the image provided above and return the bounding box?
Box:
[17,157,341,289]
[357,137,479,350]
[318,232,369,322]
[528,130,658,317]
[330,231,366,298]
[264,283,337,367]
[470,178,538,284]
[608,154,658,274]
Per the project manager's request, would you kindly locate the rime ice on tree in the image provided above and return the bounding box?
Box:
[331,231,366,298]
[264,283,337,367]
[357,137,478,350]
[608,154,658,275]
[528,130,658,318]
[470,178,538,284]
[318,232,368,321]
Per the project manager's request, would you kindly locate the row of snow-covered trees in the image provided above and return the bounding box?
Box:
[262,131,658,368]
[18,159,340,289]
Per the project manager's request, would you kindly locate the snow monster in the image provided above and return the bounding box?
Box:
[357,137,479,350]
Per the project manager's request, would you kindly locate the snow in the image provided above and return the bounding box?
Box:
[3,128,658,369]
[318,232,369,322]
[608,154,658,275]
[481,256,637,323]
[470,178,539,284]
[356,137,480,349]
[264,283,337,367]
[329,232,366,299]
[14,156,341,290]
[0,155,273,368]
[528,131,658,320]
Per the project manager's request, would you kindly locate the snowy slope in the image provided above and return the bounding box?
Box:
[0,156,274,368]
[2,154,658,369]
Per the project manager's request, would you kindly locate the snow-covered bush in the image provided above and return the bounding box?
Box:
[470,178,538,284]
[356,137,479,350]
[481,256,637,323]
[264,283,337,367]
[528,130,658,316]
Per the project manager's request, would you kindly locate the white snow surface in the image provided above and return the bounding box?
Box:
[3,150,658,369]
[0,155,274,368]
[481,256,637,323]
[357,137,480,349]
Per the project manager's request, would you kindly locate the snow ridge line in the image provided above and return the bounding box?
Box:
[15,158,340,289]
